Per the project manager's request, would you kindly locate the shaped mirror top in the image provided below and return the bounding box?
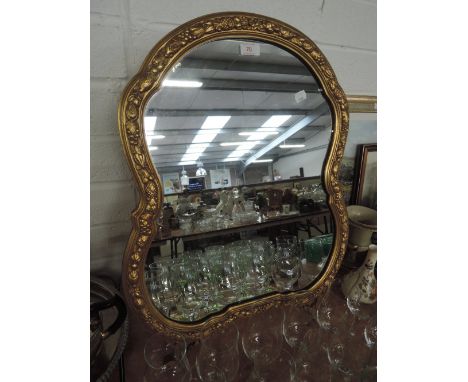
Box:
[143,39,335,323]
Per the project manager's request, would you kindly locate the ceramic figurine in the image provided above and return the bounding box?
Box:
[341,244,377,304]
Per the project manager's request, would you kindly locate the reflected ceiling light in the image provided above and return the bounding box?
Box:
[192,132,218,144]
[178,161,196,166]
[186,143,209,153]
[183,116,231,161]
[279,144,305,148]
[253,159,273,163]
[223,158,242,162]
[220,141,260,146]
[144,116,157,131]
[191,116,231,144]
[200,116,231,130]
[145,134,165,139]
[244,116,314,167]
[149,147,158,151]
[162,80,203,88]
[228,150,251,158]
[181,153,202,162]
[239,131,279,136]
[261,115,292,128]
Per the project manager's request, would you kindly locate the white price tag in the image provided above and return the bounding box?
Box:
[240,42,260,56]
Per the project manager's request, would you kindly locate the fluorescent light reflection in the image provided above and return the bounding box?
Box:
[239,131,279,136]
[261,115,291,128]
[162,80,203,88]
[144,116,157,131]
[178,161,196,166]
[182,116,231,162]
[200,116,231,130]
[279,144,305,148]
[149,147,158,151]
[220,141,260,147]
[223,158,242,162]
[192,132,218,143]
[253,159,273,163]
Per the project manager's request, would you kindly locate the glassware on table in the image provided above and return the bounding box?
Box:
[363,314,377,369]
[295,325,330,382]
[346,287,366,336]
[364,314,377,349]
[246,349,296,382]
[315,290,347,331]
[196,324,239,382]
[282,306,315,353]
[241,313,283,372]
[144,335,190,382]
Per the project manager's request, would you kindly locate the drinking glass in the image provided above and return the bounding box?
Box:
[363,314,377,369]
[315,292,347,331]
[271,246,301,291]
[196,324,239,382]
[246,349,296,382]
[346,287,369,336]
[295,325,330,382]
[144,335,189,381]
[241,313,283,372]
[282,306,315,353]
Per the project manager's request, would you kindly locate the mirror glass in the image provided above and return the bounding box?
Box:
[143,39,334,322]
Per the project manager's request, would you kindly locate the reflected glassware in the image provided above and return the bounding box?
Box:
[272,247,301,291]
[144,335,189,381]
[196,324,239,382]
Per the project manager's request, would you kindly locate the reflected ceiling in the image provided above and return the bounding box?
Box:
[144,40,332,172]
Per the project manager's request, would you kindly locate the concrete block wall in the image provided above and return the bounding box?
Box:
[91,0,377,279]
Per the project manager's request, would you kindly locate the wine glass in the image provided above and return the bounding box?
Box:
[144,335,190,381]
[241,313,283,373]
[363,314,377,370]
[346,287,365,335]
[282,306,315,353]
[196,324,239,382]
[295,324,331,382]
[246,349,296,382]
[271,246,301,291]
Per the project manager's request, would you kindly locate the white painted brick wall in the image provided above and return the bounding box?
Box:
[90,0,377,279]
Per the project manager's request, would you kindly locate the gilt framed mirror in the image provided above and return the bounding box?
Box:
[118,12,349,338]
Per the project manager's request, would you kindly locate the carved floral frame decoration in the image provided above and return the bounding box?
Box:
[118,12,349,339]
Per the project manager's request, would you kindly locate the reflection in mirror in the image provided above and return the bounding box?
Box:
[143,39,334,322]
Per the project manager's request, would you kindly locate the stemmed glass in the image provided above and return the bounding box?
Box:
[241,313,283,379]
[282,306,315,354]
[295,323,331,382]
[345,287,365,336]
[143,335,190,382]
[195,324,239,382]
[363,313,377,371]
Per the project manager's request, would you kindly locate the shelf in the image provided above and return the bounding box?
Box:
[152,208,331,245]
[163,175,322,197]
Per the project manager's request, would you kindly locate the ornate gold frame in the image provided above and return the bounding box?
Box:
[118,12,349,339]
